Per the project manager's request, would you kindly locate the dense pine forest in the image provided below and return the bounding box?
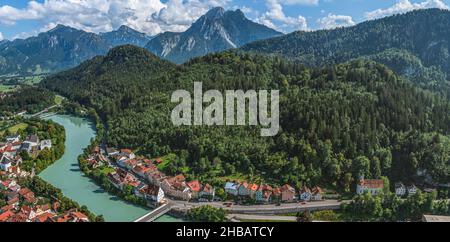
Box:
[0,86,55,116]
[41,45,450,192]
[241,9,450,95]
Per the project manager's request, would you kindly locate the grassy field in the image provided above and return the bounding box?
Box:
[54,95,64,105]
[157,153,178,170]
[0,122,29,136]
[0,85,19,93]
[0,75,46,93]
[98,166,115,175]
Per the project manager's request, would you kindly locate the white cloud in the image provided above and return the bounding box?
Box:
[0,0,230,37]
[151,0,229,33]
[365,0,450,20]
[0,32,3,41]
[280,0,319,5]
[317,14,355,29]
[257,0,309,32]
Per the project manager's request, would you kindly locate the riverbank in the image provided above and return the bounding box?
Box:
[39,114,181,222]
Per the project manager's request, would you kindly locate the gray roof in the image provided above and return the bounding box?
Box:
[25,135,39,143]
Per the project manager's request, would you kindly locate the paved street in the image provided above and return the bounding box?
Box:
[170,199,347,215]
[227,214,298,222]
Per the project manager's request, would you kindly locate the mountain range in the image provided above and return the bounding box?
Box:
[0,7,281,76]
[241,9,450,92]
[145,7,283,64]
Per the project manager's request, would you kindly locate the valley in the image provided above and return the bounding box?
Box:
[1,7,450,222]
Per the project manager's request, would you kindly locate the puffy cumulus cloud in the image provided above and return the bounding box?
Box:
[150,0,229,33]
[365,0,450,20]
[0,32,3,41]
[257,0,309,32]
[317,14,355,29]
[0,0,229,37]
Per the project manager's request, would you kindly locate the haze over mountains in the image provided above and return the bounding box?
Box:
[0,7,281,76]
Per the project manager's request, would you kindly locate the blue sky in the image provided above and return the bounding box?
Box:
[0,0,449,40]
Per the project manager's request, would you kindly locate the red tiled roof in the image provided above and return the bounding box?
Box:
[35,212,55,222]
[18,188,32,196]
[281,184,295,192]
[0,210,15,222]
[121,149,133,154]
[9,212,28,222]
[172,174,185,182]
[359,179,384,189]
[250,184,259,191]
[202,184,213,193]
[7,197,19,205]
[1,204,14,212]
[71,212,89,221]
[143,184,161,196]
[272,188,281,196]
[55,214,71,222]
[133,165,150,174]
[187,180,202,192]
[311,186,322,195]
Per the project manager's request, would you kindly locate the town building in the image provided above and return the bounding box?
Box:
[24,135,39,147]
[238,182,250,196]
[224,182,239,196]
[395,182,406,197]
[310,186,323,201]
[199,183,215,201]
[300,186,312,201]
[255,185,273,204]
[356,177,384,195]
[5,135,20,143]
[407,185,418,196]
[186,180,202,199]
[142,184,165,203]
[280,184,296,202]
[40,140,52,150]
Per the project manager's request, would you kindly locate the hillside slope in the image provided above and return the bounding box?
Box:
[42,46,450,187]
[241,9,450,92]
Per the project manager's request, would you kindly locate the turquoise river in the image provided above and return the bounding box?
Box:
[39,114,181,222]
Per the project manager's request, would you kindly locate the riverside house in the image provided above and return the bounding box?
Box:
[280,184,296,202]
[395,182,406,197]
[141,184,165,203]
[356,177,384,195]
[310,186,323,201]
[186,180,202,199]
[238,182,250,196]
[224,182,239,196]
[199,183,215,201]
[300,186,312,201]
[255,185,273,204]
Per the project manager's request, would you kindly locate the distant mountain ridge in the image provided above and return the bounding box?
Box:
[100,25,152,47]
[0,24,151,76]
[145,7,283,64]
[240,9,450,92]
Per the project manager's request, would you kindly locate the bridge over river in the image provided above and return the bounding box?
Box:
[134,203,172,222]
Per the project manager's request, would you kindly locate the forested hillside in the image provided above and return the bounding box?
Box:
[41,45,450,190]
[241,9,450,95]
[0,86,55,116]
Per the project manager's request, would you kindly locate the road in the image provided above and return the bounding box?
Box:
[170,199,347,215]
[227,214,298,222]
[134,203,171,222]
